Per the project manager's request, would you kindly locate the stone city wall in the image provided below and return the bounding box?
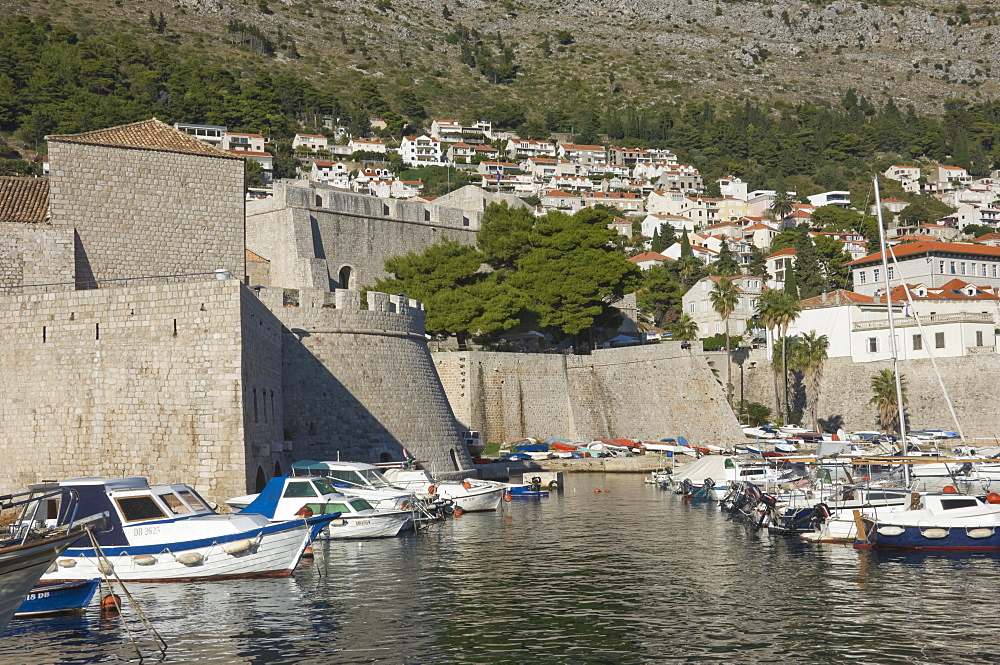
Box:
[246,183,480,292]
[0,277,250,504]
[47,141,245,283]
[0,223,74,288]
[434,343,745,447]
[255,286,472,474]
[736,348,1000,441]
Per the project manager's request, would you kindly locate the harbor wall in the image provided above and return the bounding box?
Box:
[433,344,745,446]
[736,348,1000,441]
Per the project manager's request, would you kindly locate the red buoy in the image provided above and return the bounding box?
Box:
[101,594,121,616]
[503,493,512,502]
[593,488,601,493]
[604,489,610,493]
[453,508,464,517]
[943,485,958,493]
[987,493,1000,504]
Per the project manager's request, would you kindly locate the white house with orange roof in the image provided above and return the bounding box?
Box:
[681,275,766,338]
[540,190,584,212]
[477,161,520,176]
[293,133,328,151]
[400,135,445,166]
[655,165,703,193]
[223,132,266,153]
[952,202,1000,229]
[310,161,350,188]
[584,191,644,213]
[642,213,697,237]
[549,175,595,191]
[591,162,631,177]
[849,240,1000,297]
[742,220,779,249]
[646,190,686,216]
[875,198,910,215]
[521,157,559,179]
[933,165,972,190]
[663,241,718,265]
[884,165,921,182]
[348,138,387,154]
[507,139,556,159]
[766,247,797,289]
[448,142,500,163]
[628,251,674,270]
[718,176,749,201]
[705,220,742,238]
[557,143,607,165]
[390,180,424,199]
[430,119,464,142]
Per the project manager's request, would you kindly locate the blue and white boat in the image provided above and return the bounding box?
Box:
[15,579,101,618]
[855,492,1000,552]
[38,477,336,583]
[227,476,413,539]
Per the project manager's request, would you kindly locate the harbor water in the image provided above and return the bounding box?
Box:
[3,472,1000,664]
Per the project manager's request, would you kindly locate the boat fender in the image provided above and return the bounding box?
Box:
[132,554,158,566]
[877,525,905,537]
[531,477,542,485]
[986,493,1000,505]
[548,480,559,490]
[921,528,950,540]
[967,527,995,539]
[503,493,512,502]
[45,561,58,574]
[58,558,77,568]
[427,485,436,495]
[97,560,115,575]
[223,539,254,555]
[453,508,464,517]
[177,552,205,566]
[462,481,472,489]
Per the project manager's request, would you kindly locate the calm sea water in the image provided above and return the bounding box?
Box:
[3,473,1000,665]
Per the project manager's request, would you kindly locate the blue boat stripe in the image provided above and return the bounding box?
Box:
[66,519,323,558]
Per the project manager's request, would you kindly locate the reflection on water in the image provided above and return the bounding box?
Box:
[4,474,1000,664]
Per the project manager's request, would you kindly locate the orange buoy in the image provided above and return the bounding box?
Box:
[303,545,314,558]
[943,485,958,493]
[101,594,122,615]
[296,505,314,517]
[462,481,472,489]
[593,488,601,493]
[453,508,464,517]
[987,493,1000,504]
[427,485,437,495]
[604,489,610,493]
[503,493,512,502]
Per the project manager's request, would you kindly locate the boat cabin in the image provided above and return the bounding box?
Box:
[240,476,368,520]
[291,461,394,490]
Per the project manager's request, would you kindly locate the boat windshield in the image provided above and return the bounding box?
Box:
[350,498,374,511]
[116,495,167,523]
[178,490,210,512]
[312,478,341,496]
[359,468,391,487]
[157,492,191,515]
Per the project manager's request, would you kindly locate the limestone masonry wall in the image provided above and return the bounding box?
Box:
[246,183,480,292]
[48,142,245,282]
[256,287,472,474]
[434,344,745,446]
[0,223,74,288]
[0,278,249,504]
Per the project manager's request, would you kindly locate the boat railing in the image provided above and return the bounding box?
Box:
[0,488,81,547]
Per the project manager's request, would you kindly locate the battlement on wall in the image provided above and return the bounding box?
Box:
[254,286,426,338]
[268,181,481,232]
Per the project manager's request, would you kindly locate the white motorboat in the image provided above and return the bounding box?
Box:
[0,487,95,632]
[856,492,1000,551]
[381,468,506,512]
[227,476,412,539]
[38,477,335,583]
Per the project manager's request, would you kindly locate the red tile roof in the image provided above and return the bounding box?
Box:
[0,177,49,223]
[629,251,671,263]
[246,249,269,263]
[799,289,875,309]
[48,119,241,159]
[849,240,1000,266]
[767,248,797,258]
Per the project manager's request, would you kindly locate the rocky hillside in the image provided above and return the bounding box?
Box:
[1,0,996,116]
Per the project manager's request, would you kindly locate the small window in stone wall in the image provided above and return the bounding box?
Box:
[253,389,259,423]
[936,332,945,348]
[449,449,459,470]
[254,466,266,493]
[463,217,470,227]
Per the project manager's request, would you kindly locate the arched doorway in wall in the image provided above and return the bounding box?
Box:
[338,266,353,290]
[254,466,266,493]
[379,452,392,463]
[274,461,282,477]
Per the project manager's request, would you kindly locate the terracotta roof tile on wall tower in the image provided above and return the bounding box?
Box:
[46,118,242,160]
[0,176,49,223]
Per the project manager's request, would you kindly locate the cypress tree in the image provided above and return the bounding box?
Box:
[794,229,825,299]
[783,260,799,300]
[680,229,693,258]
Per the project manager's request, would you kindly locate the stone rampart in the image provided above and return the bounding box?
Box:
[246,182,480,292]
[47,141,245,282]
[0,223,74,288]
[434,344,744,447]
[258,286,472,473]
[0,277,251,503]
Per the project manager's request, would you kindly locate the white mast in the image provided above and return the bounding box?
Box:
[873,177,910,486]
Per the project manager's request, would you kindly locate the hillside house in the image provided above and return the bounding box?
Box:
[681,275,765,338]
[400,135,445,167]
[766,248,797,289]
[557,143,607,165]
[628,251,673,270]
[642,213,697,237]
[223,132,266,153]
[849,240,1000,297]
[348,138,387,154]
[293,134,328,152]
[584,191,644,213]
[884,165,921,182]
[507,139,557,159]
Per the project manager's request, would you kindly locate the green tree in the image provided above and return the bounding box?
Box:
[769,190,794,223]
[670,313,699,341]
[869,368,907,434]
[793,229,825,299]
[813,235,853,290]
[746,245,770,281]
[783,260,799,300]
[477,201,535,270]
[709,277,740,404]
[636,264,682,328]
[791,330,829,430]
[758,289,801,423]
[712,239,740,277]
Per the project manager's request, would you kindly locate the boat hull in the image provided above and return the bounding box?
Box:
[858,523,1000,551]
[319,512,411,539]
[0,530,82,632]
[440,486,504,512]
[15,578,101,617]
[41,519,327,583]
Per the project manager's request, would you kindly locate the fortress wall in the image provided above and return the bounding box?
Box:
[246,183,479,292]
[259,288,472,474]
[434,344,744,447]
[47,142,245,282]
[0,223,75,287]
[0,278,251,504]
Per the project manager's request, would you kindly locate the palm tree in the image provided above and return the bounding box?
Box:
[758,289,801,423]
[709,278,740,405]
[670,313,699,342]
[756,289,783,421]
[793,330,829,431]
[769,190,794,225]
[870,369,907,434]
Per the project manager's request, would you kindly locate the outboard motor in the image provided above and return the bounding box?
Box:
[529,477,542,492]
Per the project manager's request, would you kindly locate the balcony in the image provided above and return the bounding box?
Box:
[852,312,994,332]
[968,345,996,354]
